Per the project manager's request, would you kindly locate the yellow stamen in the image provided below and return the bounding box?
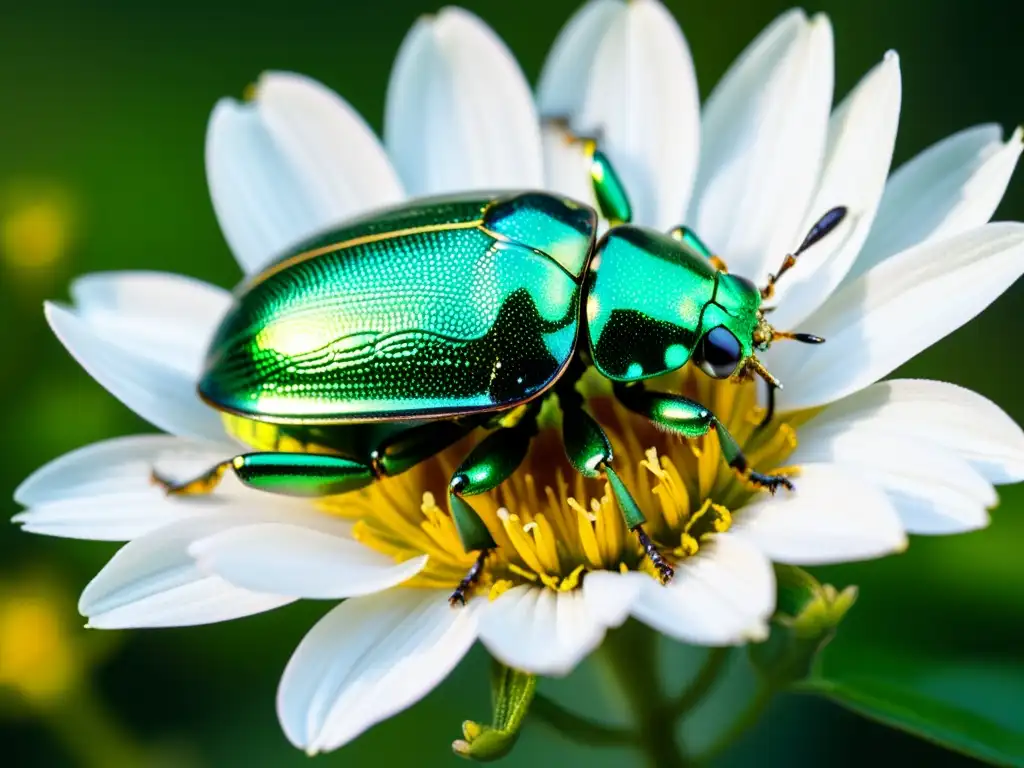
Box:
[237,369,803,602]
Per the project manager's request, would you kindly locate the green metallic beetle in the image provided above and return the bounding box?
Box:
[155,144,846,605]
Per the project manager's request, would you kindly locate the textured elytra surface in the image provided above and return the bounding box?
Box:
[200,193,595,422]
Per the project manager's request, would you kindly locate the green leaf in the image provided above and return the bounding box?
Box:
[801,675,1024,766]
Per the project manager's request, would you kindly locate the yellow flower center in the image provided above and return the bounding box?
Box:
[228,368,798,600]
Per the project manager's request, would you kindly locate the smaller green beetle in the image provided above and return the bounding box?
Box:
[149,138,846,605]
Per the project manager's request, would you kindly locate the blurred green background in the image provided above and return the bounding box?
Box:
[1,0,1021,765]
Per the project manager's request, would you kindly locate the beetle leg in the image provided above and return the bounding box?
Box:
[613,382,794,494]
[561,399,675,583]
[555,361,675,582]
[446,404,542,606]
[154,419,483,499]
[667,225,728,272]
[545,119,633,225]
[585,142,633,226]
[153,453,379,498]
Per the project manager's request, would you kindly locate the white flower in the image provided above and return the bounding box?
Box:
[15,0,1024,756]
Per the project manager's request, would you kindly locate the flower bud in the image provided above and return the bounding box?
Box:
[749,565,858,687]
[452,662,536,762]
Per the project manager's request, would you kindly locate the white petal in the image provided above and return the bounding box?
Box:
[277,589,476,754]
[535,0,623,118]
[538,0,700,228]
[385,8,543,196]
[80,516,297,629]
[731,463,906,564]
[850,125,1024,283]
[802,379,1024,484]
[207,72,403,275]
[542,122,597,210]
[189,523,426,599]
[793,427,995,535]
[629,535,774,645]
[581,569,641,627]
[771,223,1024,411]
[689,11,833,280]
[768,52,901,329]
[478,574,637,677]
[69,272,231,362]
[13,435,238,540]
[45,272,230,441]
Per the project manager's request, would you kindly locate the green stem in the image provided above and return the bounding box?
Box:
[696,682,773,764]
[531,693,637,746]
[598,622,690,768]
[668,647,731,721]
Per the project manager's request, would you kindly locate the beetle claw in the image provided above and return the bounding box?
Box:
[748,471,794,494]
[634,526,675,584]
[448,549,490,608]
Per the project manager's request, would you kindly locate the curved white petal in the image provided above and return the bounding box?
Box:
[535,0,618,210]
[277,589,477,755]
[478,573,636,677]
[689,10,833,280]
[385,8,543,196]
[769,52,901,329]
[538,0,700,228]
[772,222,1024,412]
[802,379,1024,484]
[535,0,622,118]
[190,523,426,599]
[792,428,995,535]
[629,535,775,645]
[849,124,1024,283]
[731,463,906,564]
[45,272,230,441]
[80,516,297,629]
[207,72,403,275]
[69,272,231,360]
[542,123,597,210]
[13,435,238,541]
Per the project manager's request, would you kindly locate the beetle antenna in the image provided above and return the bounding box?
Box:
[761,206,848,300]
[771,331,825,344]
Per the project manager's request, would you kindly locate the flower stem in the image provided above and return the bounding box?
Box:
[531,693,637,746]
[668,647,730,721]
[696,682,773,764]
[597,621,690,768]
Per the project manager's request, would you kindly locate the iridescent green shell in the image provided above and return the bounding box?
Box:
[199,192,596,423]
[586,226,761,381]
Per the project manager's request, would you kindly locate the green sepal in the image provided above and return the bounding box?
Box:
[749,565,858,687]
[453,662,536,762]
[448,493,497,552]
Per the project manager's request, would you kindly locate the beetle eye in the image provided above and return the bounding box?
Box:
[694,326,743,379]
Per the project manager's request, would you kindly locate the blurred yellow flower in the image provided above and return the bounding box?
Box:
[1,184,74,273]
[0,576,81,707]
